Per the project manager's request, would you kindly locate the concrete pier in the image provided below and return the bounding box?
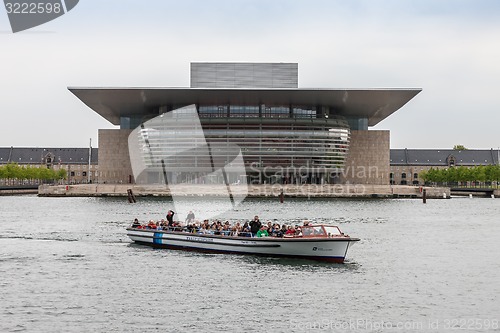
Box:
[38,184,451,199]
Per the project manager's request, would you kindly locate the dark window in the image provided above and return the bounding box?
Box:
[413,173,418,179]
[82,172,87,177]
[70,171,75,177]
[401,173,407,179]
[390,173,394,179]
[401,180,407,185]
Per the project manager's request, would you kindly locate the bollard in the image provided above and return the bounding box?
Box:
[422,189,427,204]
[469,194,473,199]
[443,192,447,199]
[492,194,495,199]
[279,189,284,203]
[127,189,137,203]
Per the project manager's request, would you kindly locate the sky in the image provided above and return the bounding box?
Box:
[1,0,499,149]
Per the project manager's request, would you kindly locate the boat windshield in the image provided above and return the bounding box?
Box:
[323,226,342,237]
[302,226,326,237]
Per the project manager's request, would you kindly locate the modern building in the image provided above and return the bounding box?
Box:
[70,62,421,185]
[390,148,500,185]
[0,147,98,184]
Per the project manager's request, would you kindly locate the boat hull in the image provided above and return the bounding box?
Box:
[127,228,359,263]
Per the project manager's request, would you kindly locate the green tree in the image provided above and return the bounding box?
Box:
[419,170,428,183]
[56,168,67,181]
[453,145,468,150]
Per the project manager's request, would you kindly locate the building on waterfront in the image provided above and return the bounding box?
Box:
[390,148,500,185]
[4,146,498,186]
[70,62,421,185]
[0,147,98,184]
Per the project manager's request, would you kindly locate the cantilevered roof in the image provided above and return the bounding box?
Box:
[69,87,421,127]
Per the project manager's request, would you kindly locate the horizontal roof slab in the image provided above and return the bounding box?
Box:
[69,87,421,126]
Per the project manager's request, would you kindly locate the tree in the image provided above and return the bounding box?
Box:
[453,145,468,151]
[56,169,67,181]
[419,170,428,183]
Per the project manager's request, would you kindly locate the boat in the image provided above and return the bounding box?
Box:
[126,224,359,263]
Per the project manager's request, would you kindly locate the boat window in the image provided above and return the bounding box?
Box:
[302,227,314,236]
[323,226,341,236]
[313,226,325,236]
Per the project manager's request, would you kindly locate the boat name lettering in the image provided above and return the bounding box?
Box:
[312,247,333,252]
[186,236,214,243]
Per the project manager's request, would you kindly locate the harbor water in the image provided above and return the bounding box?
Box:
[1,196,499,332]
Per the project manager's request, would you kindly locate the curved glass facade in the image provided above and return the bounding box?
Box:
[130,104,350,184]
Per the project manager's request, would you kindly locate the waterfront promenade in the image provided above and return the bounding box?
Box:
[38,184,454,199]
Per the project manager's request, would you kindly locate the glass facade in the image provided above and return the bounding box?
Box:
[132,104,351,185]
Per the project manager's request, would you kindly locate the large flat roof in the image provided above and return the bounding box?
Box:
[69,87,421,126]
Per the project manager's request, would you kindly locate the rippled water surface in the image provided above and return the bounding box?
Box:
[1,196,499,332]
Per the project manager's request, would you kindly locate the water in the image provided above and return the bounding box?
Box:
[1,196,499,332]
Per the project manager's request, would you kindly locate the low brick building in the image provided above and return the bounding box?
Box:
[0,147,98,184]
[390,149,500,185]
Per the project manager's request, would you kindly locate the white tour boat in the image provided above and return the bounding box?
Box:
[127,224,359,263]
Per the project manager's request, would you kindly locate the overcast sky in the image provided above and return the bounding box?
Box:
[1,0,499,149]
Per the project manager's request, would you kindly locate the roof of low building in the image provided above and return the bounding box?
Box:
[0,147,98,165]
[390,149,500,166]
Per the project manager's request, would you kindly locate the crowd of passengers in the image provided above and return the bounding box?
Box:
[131,210,313,238]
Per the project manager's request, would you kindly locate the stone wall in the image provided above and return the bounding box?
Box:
[38,184,451,199]
[98,129,133,184]
[340,130,390,185]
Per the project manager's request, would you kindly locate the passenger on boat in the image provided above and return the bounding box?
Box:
[256,225,269,237]
[285,225,295,235]
[266,221,273,232]
[241,221,249,232]
[303,220,310,226]
[166,210,175,226]
[271,224,283,237]
[147,220,157,229]
[231,222,242,236]
[222,222,231,235]
[250,216,261,236]
[242,224,251,234]
[132,218,141,228]
[186,211,195,223]
[201,219,210,231]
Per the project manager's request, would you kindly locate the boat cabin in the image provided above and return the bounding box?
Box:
[300,225,345,238]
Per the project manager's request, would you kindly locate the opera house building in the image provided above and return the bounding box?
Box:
[70,63,420,185]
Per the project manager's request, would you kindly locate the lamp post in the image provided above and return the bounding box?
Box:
[88,138,92,184]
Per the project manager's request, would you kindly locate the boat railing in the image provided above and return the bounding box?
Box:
[131,224,349,239]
